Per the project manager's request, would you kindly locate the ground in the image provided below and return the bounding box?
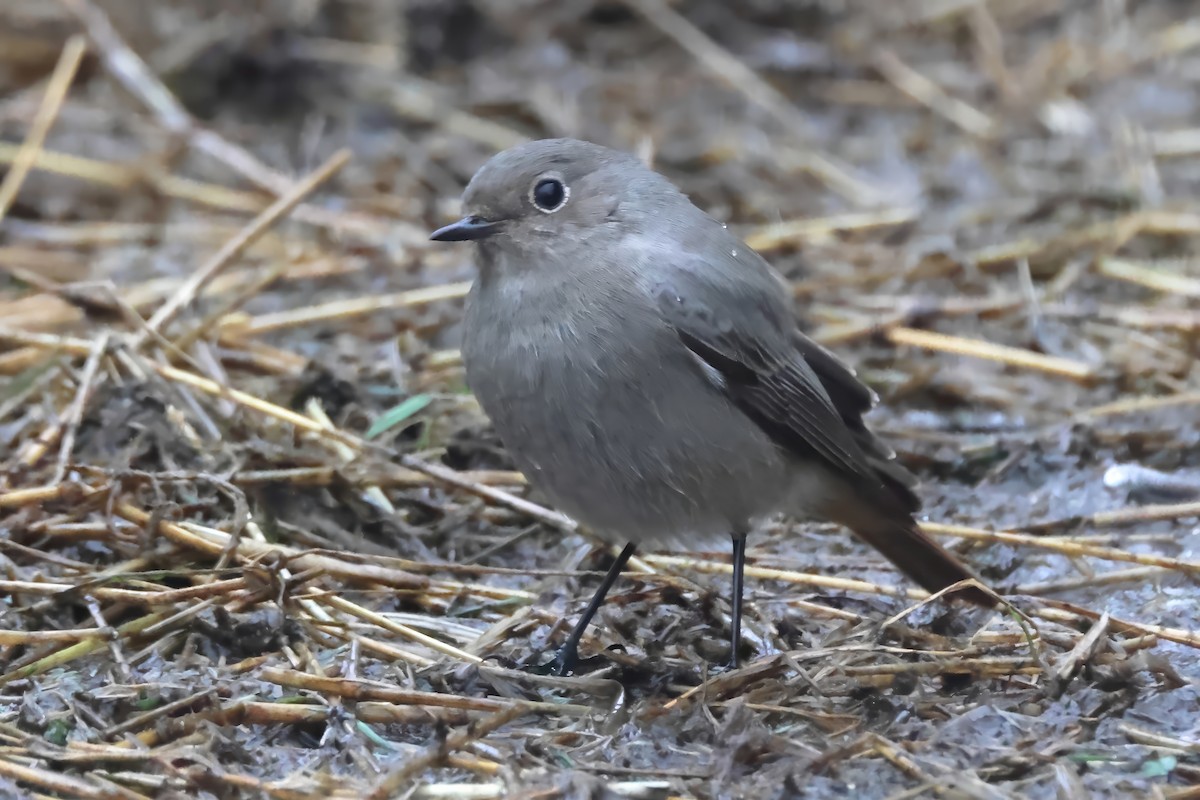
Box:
[1,1,1199,798]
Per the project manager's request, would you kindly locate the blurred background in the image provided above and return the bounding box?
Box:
[1,1,1199,798]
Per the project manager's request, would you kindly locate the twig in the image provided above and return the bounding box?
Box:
[385,80,528,153]
[886,326,1096,381]
[925,521,1200,573]
[224,282,472,336]
[1120,723,1200,754]
[409,782,673,799]
[366,706,526,799]
[115,503,430,591]
[305,399,395,514]
[643,553,920,601]
[52,332,109,483]
[744,207,920,252]
[0,755,137,800]
[59,0,394,237]
[259,667,583,716]
[1080,390,1200,419]
[1032,603,1200,649]
[0,36,88,224]
[170,259,293,350]
[102,688,218,740]
[58,0,189,129]
[1051,612,1109,695]
[1043,500,1200,530]
[0,142,267,213]
[1016,566,1169,596]
[874,50,994,137]
[1098,256,1200,298]
[318,593,480,665]
[0,611,171,686]
[619,0,877,204]
[868,733,936,784]
[138,149,352,341]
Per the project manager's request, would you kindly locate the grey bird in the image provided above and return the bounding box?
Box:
[431,138,994,675]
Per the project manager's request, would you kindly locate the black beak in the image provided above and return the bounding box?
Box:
[429,215,502,242]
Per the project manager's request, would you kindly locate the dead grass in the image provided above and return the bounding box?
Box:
[1,0,1199,798]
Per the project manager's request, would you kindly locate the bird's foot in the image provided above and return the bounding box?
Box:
[530,644,579,677]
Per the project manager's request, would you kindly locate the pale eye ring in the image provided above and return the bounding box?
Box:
[530,177,569,213]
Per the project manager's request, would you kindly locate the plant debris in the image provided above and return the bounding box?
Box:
[1,1,1199,797]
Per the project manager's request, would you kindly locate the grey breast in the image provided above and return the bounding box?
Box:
[461,264,793,548]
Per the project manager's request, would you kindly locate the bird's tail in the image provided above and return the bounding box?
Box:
[826,501,996,607]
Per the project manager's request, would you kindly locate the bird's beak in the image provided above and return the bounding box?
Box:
[429,215,502,242]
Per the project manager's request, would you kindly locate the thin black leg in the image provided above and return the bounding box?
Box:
[547,541,637,676]
[729,532,748,669]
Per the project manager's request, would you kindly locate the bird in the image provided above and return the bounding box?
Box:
[429,138,994,675]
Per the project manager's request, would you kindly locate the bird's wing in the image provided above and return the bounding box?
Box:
[646,242,918,513]
[634,229,997,604]
[791,331,920,499]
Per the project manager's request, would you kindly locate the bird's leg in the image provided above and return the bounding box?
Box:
[729,532,748,669]
[544,541,637,676]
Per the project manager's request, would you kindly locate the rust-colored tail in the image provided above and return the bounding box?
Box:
[828,501,996,607]
[787,331,995,605]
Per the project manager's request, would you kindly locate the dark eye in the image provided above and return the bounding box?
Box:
[531,177,568,212]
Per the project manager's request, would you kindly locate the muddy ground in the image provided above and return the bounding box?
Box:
[1,1,1199,798]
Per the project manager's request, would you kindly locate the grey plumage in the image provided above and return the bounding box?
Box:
[432,138,993,672]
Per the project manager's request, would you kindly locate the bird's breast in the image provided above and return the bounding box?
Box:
[460,276,791,544]
[462,274,666,462]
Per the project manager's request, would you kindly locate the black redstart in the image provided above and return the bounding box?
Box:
[431,138,993,675]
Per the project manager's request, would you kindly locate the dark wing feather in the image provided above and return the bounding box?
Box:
[675,328,870,483]
[650,248,917,515]
[792,332,921,509]
[790,333,875,420]
[647,243,990,606]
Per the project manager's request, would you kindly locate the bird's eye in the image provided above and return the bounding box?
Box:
[531,177,568,213]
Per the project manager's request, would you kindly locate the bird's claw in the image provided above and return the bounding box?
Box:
[530,645,578,677]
